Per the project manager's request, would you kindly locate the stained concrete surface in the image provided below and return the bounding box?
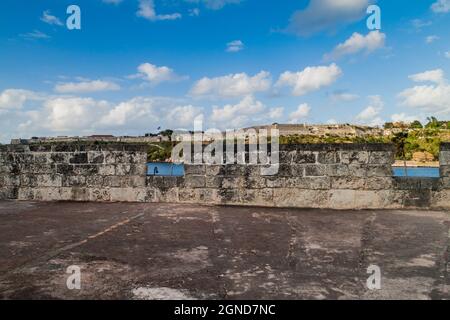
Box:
[0,200,448,300]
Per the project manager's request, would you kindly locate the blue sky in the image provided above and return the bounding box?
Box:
[0,0,450,142]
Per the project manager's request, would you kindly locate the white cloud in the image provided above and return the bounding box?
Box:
[0,89,41,110]
[324,31,385,61]
[408,69,445,84]
[355,95,384,126]
[226,40,244,52]
[287,0,371,36]
[288,103,311,123]
[411,19,432,29]
[20,30,50,40]
[399,69,450,116]
[190,71,271,98]
[330,91,359,102]
[132,62,187,85]
[210,95,264,122]
[166,105,204,127]
[54,80,120,94]
[189,8,200,16]
[431,0,450,13]
[40,10,63,26]
[268,107,284,120]
[391,113,417,123]
[137,0,182,21]
[42,97,109,132]
[185,0,242,10]
[445,51,450,59]
[275,64,342,96]
[207,95,281,129]
[425,35,439,44]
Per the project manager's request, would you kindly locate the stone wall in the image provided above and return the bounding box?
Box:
[1,142,449,209]
[0,143,151,202]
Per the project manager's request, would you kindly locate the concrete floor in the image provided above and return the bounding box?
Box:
[0,200,448,300]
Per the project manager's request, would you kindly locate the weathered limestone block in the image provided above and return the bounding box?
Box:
[293,151,317,164]
[364,177,394,190]
[104,152,116,164]
[98,165,116,176]
[205,165,222,176]
[244,176,266,189]
[103,176,122,188]
[185,175,206,188]
[90,188,111,202]
[130,164,147,176]
[440,177,450,189]
[18,188,34,200]
[49,153,70,163]
[218,188,241,204]
[266,177,330,189]
[154,187,179,203]
[29,164,55,174]
[62,175,85,187]
[327,164,350,177]
[273,189,329,208]
[185,164,206,175]
[317,151,340,164]
[71,188,90,201]
[0,187,18,200]
[85,175,104,188]
[69,152,88,164]
[19,175,38,187]
[439,150,450,165]
[279,151,295,163]
[37,174,63,187]
[369,151,394,165]
[339,151,369,165]
[56,164,75,175]
[87,151,104,164]
[241,188,274,206]
[304,164,327,177]
[72,164,99,175]
[431,190,450,208]
[109,188,150,202]
[33,153,49,164]
[440,165,450,177]
[115,164,131,176]
[1,175,19,187]
[331,177,366,190]
[221,177,245,189]
[366,165,393,177]
[33,187,66,201]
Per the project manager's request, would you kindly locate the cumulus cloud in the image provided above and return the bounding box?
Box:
[391,113,418,124]
[286,0,371,36]
[425,35,439,44]
[355,95,384,126]
[185,0,242,10]
[288,103,311,123]
[54,80,121,94]
[41,97,109,132]
[431,0,450,13]
[399,69,450,116]
[190,71,271,98]
[226,40,244,52]
[207,95,282,129]
[40,10,63,26]
[408,69,445,84]
[132,62,187,85]
[324,31,385,61]
[275,64,342,96]
[137,0,182,21]
[330,90,359,102]
[0,89,41,110]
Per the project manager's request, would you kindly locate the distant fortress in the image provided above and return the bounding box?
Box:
[11,124,387,145]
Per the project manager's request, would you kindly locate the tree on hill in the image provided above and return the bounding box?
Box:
[410,120,423,129]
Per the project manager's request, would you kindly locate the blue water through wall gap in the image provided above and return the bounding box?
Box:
[147,163,440,178]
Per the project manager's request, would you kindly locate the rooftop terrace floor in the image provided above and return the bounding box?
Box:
[0,201,448,300]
